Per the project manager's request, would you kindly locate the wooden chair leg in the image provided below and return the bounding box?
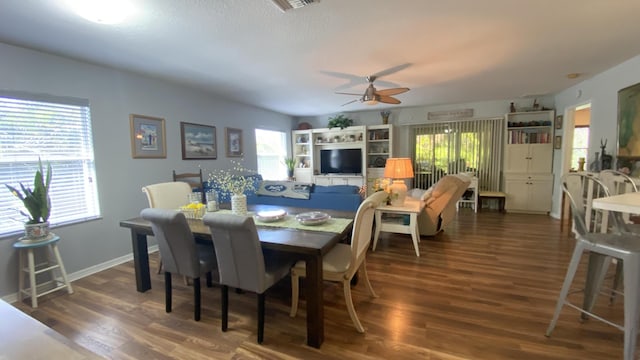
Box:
[257,293,265,344]
[290,271,299,317]
[206,272,213,287]
[343,279,365,333]
[165,272,172,313]
[221,285,228,332]
[193,277,201,321]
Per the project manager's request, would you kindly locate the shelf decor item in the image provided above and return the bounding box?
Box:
[380,110,390,124]
[5,158,52,240]
[327,114,354,129]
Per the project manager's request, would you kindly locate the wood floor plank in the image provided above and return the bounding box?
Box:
[10,210,631,359]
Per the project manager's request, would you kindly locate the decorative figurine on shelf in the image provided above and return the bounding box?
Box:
[600,138,613,170]
[509,102,516,113]
[577,157,586,172]
[380,110,390,125]
[589,152,601,172]
[533,98,540,111]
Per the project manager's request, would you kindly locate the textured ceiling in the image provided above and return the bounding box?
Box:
[1,0,640,116]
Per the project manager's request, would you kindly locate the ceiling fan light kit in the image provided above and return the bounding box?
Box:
[337,75,409,107]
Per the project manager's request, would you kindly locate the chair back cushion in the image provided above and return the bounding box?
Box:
[350,191,388,267]
[142,182,192,209]
[140,208,200,277]
[202,213,268,293]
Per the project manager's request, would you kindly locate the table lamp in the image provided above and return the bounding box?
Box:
[383,158,414,206]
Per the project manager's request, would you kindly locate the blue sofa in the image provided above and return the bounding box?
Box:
[204,174,362,212]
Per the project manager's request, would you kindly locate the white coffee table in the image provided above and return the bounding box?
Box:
[373,197,425,257]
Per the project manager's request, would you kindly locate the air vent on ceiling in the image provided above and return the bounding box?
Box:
[271,0,318,12]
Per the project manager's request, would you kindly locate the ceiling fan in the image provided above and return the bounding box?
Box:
[336,75,409,106]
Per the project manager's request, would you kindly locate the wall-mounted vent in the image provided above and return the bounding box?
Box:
[271,0,318,12]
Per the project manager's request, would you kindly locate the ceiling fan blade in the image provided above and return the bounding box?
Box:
[372,63,412,78]
[376,87,410,96]
[341,98,361,106]
[378,95,401,104]
[336,91,364,96]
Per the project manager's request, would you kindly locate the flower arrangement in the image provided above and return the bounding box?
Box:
[5,158,52,224]
[372,177,398,204]
[207,159,258,196]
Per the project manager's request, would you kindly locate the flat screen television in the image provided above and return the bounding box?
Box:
[320,148,362,174]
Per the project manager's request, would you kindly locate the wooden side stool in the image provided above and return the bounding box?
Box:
[13,234,73,308]
[478,191,506,212]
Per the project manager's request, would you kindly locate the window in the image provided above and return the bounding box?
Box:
[255,129,287,180]
[0,92,100,237]
[413,118,503,190]
[571,126,589,170]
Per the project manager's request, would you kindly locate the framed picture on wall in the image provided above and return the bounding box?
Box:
[554,135,562,149]
[180,122,217,160]
[618,82,640,157]
[555,115,563,129]
[130,114,166,158]
[225,127,243,157]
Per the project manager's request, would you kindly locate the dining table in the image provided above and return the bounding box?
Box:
[119,204,355,349]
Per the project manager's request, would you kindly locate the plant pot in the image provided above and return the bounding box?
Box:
[231,194,247,216]
[287,169,294,179]
[24,222,50,240]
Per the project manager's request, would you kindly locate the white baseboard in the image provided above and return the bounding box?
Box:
[2,245,159,304]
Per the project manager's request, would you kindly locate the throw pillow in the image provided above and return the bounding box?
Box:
[256,181,312,199]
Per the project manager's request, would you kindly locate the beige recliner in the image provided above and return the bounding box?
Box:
[408,174,471,236]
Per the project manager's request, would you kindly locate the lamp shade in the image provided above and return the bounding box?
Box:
[384,158,414,179]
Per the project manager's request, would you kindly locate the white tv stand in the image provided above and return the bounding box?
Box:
[314,174,364,187]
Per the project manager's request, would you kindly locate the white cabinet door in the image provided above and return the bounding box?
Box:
[528,178,553,212]
[294,168,313,183]
[504,145,530,173]
[505,178,530,211]
[314,176,332,186]
[528,144,553,173]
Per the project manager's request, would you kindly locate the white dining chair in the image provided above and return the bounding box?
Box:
[289,190,387,333]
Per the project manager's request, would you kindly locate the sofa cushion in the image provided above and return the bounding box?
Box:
[313,185,359,194]
[256,181,312,199]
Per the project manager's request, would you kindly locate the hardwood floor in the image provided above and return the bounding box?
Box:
[12,210,629,359]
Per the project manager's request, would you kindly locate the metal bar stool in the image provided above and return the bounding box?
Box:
[13,233,73,308]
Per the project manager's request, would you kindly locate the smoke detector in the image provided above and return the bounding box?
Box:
[271,0,318,12]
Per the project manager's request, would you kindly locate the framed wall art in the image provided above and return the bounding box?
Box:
[180,122,217,160]
[618,82,640,157]
[555,115,563,130]
[130,114,166,158]
[554,135,562,149]
[225,127,243,157]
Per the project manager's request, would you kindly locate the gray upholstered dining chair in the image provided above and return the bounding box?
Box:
[289,190,387,333]
[202,213,294,344]
[142,181,194,276]
[546,173,640,360]
[140,208,217,321]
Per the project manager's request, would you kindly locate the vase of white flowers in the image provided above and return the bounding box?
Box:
[207,159,258,216]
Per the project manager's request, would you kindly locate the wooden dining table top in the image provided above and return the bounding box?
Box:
[592,191,640,213]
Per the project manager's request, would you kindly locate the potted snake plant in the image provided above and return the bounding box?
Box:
[5,158,52,240]
[284,157,296,179]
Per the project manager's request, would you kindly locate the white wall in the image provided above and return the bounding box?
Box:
[552,54,640,217]
[0,42,294,298]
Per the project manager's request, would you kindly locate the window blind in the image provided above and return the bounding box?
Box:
[0,93,100,237]
[412,117,504,191]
